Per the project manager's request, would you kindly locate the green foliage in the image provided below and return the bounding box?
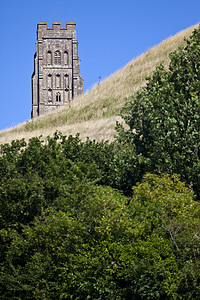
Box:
[116,26,200,196]
[0,133,200,298]
[0,133,118,229]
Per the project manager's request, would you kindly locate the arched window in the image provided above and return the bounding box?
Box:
[56,92,61,102]
[55,50,61,65]
[47,51,52,65]
[56,74,61,88]
[64,51,68,65]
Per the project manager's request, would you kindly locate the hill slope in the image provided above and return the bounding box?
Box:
[0,25,198,144]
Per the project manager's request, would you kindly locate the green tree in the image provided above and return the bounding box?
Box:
[116,26,200,196]
[1,134,200,298]
[120,173,200,299]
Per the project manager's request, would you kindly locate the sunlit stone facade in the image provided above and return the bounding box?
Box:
[32,22,83,118]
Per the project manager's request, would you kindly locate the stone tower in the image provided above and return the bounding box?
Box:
[32,22,83,118]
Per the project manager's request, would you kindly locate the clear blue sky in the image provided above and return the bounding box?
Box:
[0,0,199,131]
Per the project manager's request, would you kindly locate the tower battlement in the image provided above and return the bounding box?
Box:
[36,22,77,40]
[32,21,83,118]
[37,22,76,31]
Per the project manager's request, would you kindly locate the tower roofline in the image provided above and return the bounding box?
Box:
[37,22,76,32]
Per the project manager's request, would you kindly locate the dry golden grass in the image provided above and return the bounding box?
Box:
[0,116,125,144]
[0,24,198,144]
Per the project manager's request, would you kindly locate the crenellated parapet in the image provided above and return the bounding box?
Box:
[37,22,77,39]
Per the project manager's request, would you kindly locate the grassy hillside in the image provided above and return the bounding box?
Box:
[0,24,198,144]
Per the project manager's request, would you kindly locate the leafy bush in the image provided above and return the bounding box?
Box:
[116,26,200,196]
[0,135,200,298]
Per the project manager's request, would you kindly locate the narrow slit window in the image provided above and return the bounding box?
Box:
[56,74,61,88]
[64,51,68,65]
[64,74,69,89]
[65,88,69,101]
[47,74,52,88]
[48,89,52,102]
[47,51,52,65]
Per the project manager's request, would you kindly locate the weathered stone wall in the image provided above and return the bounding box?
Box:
[32,22,83,118]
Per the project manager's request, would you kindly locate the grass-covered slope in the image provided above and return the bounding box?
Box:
[0,25,198,144]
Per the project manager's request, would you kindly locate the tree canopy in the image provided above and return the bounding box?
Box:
[116,26,200,196]
[0,134,200,299]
